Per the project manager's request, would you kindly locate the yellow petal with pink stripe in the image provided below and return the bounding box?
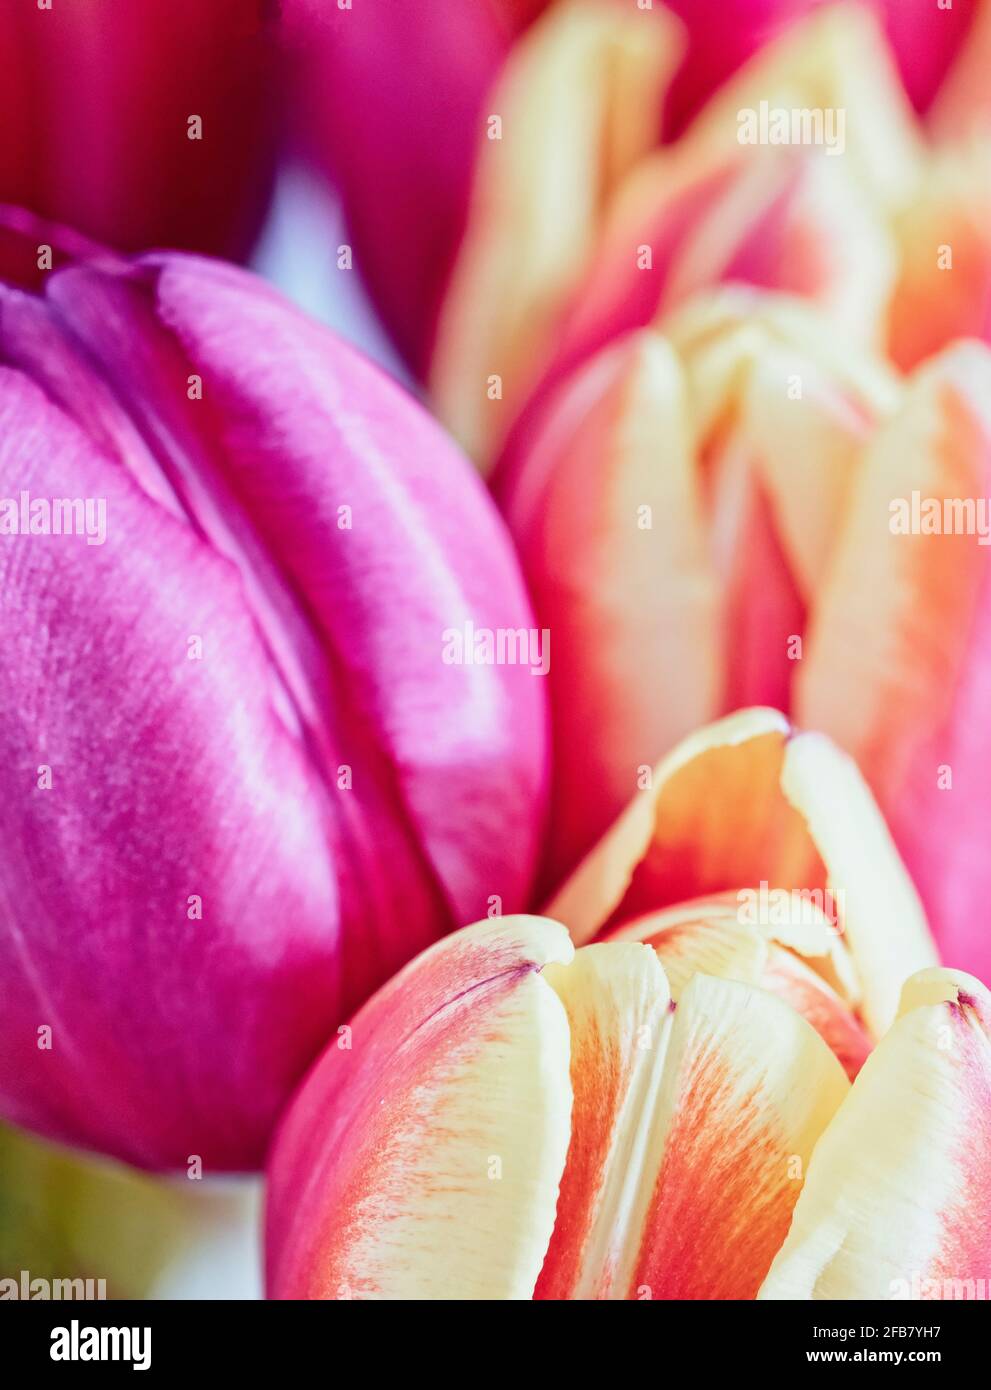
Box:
[266,916,574,1300]
[759,969,991,1300]
[534,942,674,1300]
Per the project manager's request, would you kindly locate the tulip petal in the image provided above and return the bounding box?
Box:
[887,147,991,372]
[534,947,848,1299]
[779,732,937,1037]
[928,0,991,139]
[500,328,720,882]
[611,897,871,1080]
[661,0,820,135]
[632,971,848,1299]
[534,942,674,1300]
[546,707,806,945]
[878,0,976,115]
[611,897,769,1001]
[662,290,896,709]
[431,0,681,468]
[546,709,935,1036]
[46,254,547,1003]
[0,256,547,1169]
[797,342,991,982]
[0,361,339,1167]
[557,144,895,384]
[266,917,574,1300]
[283,0,524,372]
[759,945,871,1082]
[759,969,991,1300]
[683,3,922,211]
[662,287,899,600]
[0,0,278,259]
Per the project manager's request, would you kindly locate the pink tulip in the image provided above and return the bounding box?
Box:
[0,211,546,1172]
[0,0,280,261]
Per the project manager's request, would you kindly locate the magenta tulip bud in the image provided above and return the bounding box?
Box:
[0,1,280,262]
[0,215,546,1171]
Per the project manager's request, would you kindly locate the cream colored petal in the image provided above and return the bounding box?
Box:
[537,948,848,1300]
[796,344,991,979]
[431,0,681,469]
[759,969,991,1301]
[662,287,899,598]
[613,898,869,1080]
[780,732,935,1039]
[266,916,574,1300]
[611,896,769,999]
[502,328,721,879]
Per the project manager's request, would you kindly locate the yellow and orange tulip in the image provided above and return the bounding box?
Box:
[265,710,983,1301]
[498,283,991,981]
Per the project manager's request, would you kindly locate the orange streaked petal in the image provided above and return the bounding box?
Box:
[547,709,935,1037]
[887,147,991,372]
[535,942,674,1300]
[610,896,768,999]
[631,972,849,1299]
[536,950,847,1299]
[761,944,871,1082]
[545,707,807,945]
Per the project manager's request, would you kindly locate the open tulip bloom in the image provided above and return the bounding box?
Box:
[267,710,991,1300]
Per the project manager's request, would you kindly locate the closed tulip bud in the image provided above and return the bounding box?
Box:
[499,282,991,984]
[0,0,280,261]
[0,213,547,1171]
